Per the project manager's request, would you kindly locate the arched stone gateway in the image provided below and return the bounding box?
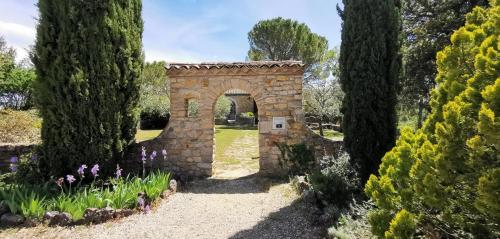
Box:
[129,61,343,178]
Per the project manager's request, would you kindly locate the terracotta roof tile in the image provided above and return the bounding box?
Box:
[165,61,304,70]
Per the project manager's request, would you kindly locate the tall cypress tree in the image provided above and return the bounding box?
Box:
[339,0,402,182]
[33,0,143,177]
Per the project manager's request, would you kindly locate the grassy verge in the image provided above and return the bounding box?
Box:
[136,129,162,142]
[0,109,42,144]
[313,129,344,141]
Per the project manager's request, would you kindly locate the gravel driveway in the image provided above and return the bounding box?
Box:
[1,175,323,239]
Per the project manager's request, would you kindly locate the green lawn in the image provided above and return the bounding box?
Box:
[136,129,162,142]
[313,129,344,141]
[214,125,258,165]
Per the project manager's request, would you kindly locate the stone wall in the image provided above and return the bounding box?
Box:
[227,94,254,115]
[125,61,309,178]
[304,128,344,160]
[0,144,36,173]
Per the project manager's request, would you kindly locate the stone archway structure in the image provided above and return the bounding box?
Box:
[131,61,343,178]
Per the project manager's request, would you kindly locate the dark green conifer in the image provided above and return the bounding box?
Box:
[33,0,144,176]
[339,0,402,182]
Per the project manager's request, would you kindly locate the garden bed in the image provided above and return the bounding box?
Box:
[0,168,176,228]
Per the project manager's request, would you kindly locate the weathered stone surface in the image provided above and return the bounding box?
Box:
[23,218,40,227]
[43,211,59,221]
[0,202,9,217]
[100,207,115,221]
[48,212,72,226]
[84,207,120,224]
[0,213,25,226]
[169,179,177,193]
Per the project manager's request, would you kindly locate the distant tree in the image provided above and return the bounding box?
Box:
[0,36,16,85]
[33,0,144,177]
[1,67,36,109]
[247,17,328,81]
[214,96,232,119]
[0,36,36,109]
[339,0,402,183]
[303,49,343,136]
[401,0,488,128]
[140,61,170,128]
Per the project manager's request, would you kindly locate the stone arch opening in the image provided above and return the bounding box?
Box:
[134,61,312,178]
[212,88,260,178]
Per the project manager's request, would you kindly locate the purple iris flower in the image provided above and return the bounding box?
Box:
[31,154,37,162]
[66,175,76,184]
[141,146,147,157]
[150,150,157,160]
[91,164,99,177]
[77,164,87,177]
[115,164,123,179]
[9,156,18,164]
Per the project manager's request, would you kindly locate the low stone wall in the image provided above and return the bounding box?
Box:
[304,127,344,160]
[0,144,36,173]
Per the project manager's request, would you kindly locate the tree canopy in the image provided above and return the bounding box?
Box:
[401,0,489,127]
[0,36,36,109]
[247,17,328,73]
[140,61,170,118]
[303,49,343,135]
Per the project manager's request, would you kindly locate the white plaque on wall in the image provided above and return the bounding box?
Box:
[272,117,286,130]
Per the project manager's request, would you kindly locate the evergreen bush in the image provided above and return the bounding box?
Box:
[365,1,499,237]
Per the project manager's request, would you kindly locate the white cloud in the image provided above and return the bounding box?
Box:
[0,21,35,40]
[0,21,36,62]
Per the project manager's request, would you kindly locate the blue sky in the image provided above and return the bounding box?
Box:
[0,0,342,63]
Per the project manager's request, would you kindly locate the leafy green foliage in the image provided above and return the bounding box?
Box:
[0,36,16,84]
[339,0,402,183]
[247,17,328,73]
[140,61,170,129]
[14,152,44,185]
[33,0,144,176]
[276,143,315,176]
[303,49,344,136]
[214,96,232,119]
[0,36,36,110]
[385,209,417,239]
[401,0,489,127]
[365,2,500,237]
[308,153,360,207]
[0,67,36,110]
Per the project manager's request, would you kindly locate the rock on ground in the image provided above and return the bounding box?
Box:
[0,175,323,239]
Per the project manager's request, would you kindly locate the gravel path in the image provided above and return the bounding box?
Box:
[1,175,323,239]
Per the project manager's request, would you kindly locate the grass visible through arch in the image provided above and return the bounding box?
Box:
[136,129,162,142]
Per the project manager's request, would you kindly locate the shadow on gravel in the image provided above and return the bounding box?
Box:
[183,173,287,194]
[227,198,324,239]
